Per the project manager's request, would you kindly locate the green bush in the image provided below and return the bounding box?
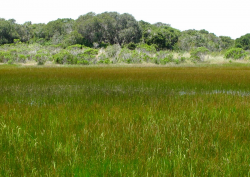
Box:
[76,49,98,65]
[66,44,82,50]
[98,53,111,64]
[190,47,209,62]
[127,42,137,50]
[141,53,152,62]
[105,44,121,59]
[83,48,98,55]
[174,59,180,64]
[0,51,13,63]
[0,51,4,62]
[136,44,156,53]
[18,54,26,63]
[159,54,174,65]
[118,48,131,63]
[99,42,109,48]
[35,54,47,65]
[98,58,111,64]
[224,48,247,60]
[118,49,141,64]
[77,59,89,65]
[53,50,75,64]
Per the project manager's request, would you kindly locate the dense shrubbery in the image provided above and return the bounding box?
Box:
[224,48,247,60]
[190,47,209,62]
[2,11,250,65]
[2,41,250,65]
[0,42,189,65]
[177,30,234,51]
[235,34,250,50]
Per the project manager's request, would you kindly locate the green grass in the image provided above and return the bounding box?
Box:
[1,65,250,176]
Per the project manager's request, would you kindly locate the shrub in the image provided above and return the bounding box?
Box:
[18,54,26,63]
[99,42,109,48]
[53,50,75,64]
[7,59,14,64]
[83,48,98,55]
[98,58,111,64]
[158,54,174,65]
[127,42,137,50]
[77,59,89,65]
[136,44,156,54]
[105,44,121,58]
[76,49,98,65]
[0,51,13,63]
[224,48,247,60]
[66,44,82,50]
[0,51,4,62]
[180,57,186,62]
[119,48,132,63]
[118,48,141,64]
[35,54,47,65]
[190,47,209,62]
[174,59,180,64]
[141,53,152,62]
[98,53,111,64]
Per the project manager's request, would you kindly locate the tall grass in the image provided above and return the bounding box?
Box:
[1,65,250,176]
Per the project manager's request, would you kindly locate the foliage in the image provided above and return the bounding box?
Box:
[0,18,19,44]
[17,54,27,63]
[126,42,137,50]
[235,33,250,50]
[177,30,232,51]
[63,31,84,47]
[66,44,82,50]
[117,48,142,63]
[224,48,247,60]
[76,12,141,46]
[190,47,209,61]
[53,50,75,64]
[136,43,156,54]
[154,51,174,64]
[76,48,98,65]
[105,44,121,60]
[139,21,180,50]
[35,54,47,65]
[219,36,234,49]
[0,11,241,54]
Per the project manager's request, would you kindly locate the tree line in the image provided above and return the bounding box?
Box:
[0,12,249,51]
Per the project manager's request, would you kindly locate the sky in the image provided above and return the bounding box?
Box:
[1,0,250,39]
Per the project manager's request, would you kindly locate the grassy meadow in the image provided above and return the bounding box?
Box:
[1,64,250,176]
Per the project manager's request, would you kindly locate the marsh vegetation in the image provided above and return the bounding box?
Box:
[1,65,250,176]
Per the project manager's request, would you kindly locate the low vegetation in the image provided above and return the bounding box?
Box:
[1,65,250,176]
[0,42,250,66]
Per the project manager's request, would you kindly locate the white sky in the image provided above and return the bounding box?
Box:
[1,0,250,39]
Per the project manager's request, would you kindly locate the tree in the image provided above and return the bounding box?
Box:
[235,34,250,50]
[139,21,180,50]
[177,29,231,51]
[219,36,234,49]
[63,30,84,46]
[0,18,19,45]
[75,12,141,46]
[15,21,33,42]
[44,18,75,40]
